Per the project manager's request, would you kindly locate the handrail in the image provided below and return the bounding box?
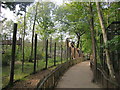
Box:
[37,64,63,88]
[37,58,82,89]
[97,68,120,87]
[90,61,120,88]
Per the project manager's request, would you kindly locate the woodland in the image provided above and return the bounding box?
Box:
[0,1,120,89]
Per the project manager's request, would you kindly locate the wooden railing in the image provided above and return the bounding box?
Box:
[90,61,120,88]
[36,58,82,90]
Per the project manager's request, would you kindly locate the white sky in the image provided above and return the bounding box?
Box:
[1,8,16,21]
[1,0,64,22]
[0,0,73,42]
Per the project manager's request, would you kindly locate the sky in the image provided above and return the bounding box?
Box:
[1,0,117,22]
[0,0,74,42]
[1,0,64,22]
[1,0,117,41]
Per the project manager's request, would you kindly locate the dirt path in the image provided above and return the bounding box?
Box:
[56,61,100,88]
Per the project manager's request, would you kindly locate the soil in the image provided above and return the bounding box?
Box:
[7,69,52,89]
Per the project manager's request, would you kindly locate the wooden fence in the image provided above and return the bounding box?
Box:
[2,39,22,45]
[90,61,120,89]
[37,58,82,89]
[3,23,83,87]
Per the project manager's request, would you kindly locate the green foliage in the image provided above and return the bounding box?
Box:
[2,54,66,88]
[36,49,45,60]
[24,47,31,61]
[2,45,44,66]
[2,49,11,66]
[81,32,92,54]
[108,36,120,51]
[2,1,120,88]
[27,2,56,39]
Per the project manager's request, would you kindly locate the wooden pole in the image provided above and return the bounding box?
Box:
[9,23,17,85]
[74,47,76,59]
[61,45,63,64]
[100,34,103,67]
[22,6,26,72]
[33,34,37,73]
[69,47,71,60]
[45,39,48,69]
[54,42,56,66]
[50,37,52,56]
[66,42,69,61]
[64,50,66,60]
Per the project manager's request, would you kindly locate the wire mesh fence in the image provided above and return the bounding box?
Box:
[2,23,69,88]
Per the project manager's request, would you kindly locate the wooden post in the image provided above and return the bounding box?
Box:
[54,42,56,66]
[69,47,71,60]
[34,34,37,73]
[22,7,26,72]
[61,45,63,64]
[66,44,68,61]
[22,36,24,72]
[50,37,52,56]
[100,34,103,67]
[74,47,76,59]
[9,23,17,85]
[64,50,66,60]
[45,39,48,69]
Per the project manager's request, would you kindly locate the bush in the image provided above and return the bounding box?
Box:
[36,50,44,60]
[2,49,11,66]
[16,47,22,61]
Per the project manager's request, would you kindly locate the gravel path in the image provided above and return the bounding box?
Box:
[56,61,100,88]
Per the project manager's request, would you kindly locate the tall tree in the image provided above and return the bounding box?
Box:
[29,2,38,62]
[96,2,116,81]
[9,23,17,85]
[89,2,97,82]
[22,4,26,72]
[55,2,88,48]
[36,2,55,52]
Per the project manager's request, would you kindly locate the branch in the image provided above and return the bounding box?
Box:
[0,18,7,23]
[80,31,85,36]
[75,31,79,37]
[59,20,70,25]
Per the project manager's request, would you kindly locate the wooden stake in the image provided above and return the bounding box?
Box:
[34,34,37,73]
[9,23,17,85]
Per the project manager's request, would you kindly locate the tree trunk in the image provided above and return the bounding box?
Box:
[34,34,37,73]
[29,3,38,62]
[77,35,80,48]
[22,6,26,72]
[50,37,52,56]
[89,2,97,82]
[9,23,17,85]
[96,2,116,80]
[54,42,56,66]
[80,40,82,50]
[45,39,48,69]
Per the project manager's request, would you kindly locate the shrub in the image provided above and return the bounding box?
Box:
[2,49,11,66]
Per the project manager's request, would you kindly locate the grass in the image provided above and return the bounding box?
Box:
[2,56,67,88]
